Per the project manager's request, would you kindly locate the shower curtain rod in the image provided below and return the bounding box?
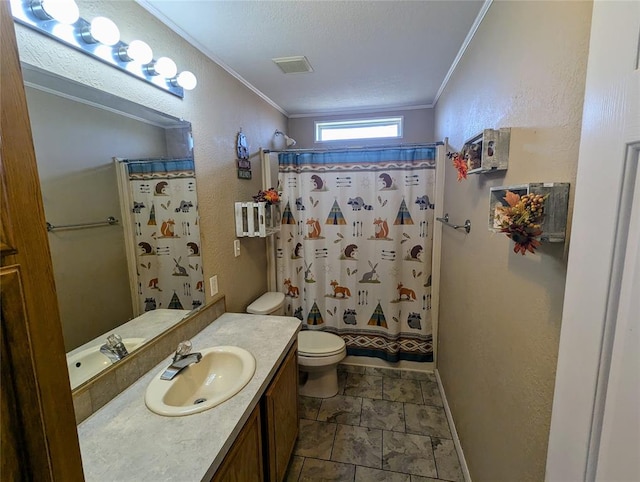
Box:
[263,142,443,154]
[117,157,193,163]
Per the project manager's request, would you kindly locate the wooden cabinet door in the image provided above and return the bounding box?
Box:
[1,1,83,479]
[1,266,50,480]
[211,404,264,482]
[263,343,299,482]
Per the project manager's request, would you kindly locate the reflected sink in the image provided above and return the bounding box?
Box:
[145,346,256,417]
[67,337,145,388]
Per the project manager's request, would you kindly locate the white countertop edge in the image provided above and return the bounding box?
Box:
[77,312,301,482]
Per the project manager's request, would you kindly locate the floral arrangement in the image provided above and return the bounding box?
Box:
[447,151,468,181]
[496,190,549,255]
[252,188,280,205]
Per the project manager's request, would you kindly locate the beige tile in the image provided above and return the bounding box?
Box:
[404,404,452,439]
[317,395,362,425]
[338,364,365,374]
[337,370,347,395]
[115,357,141,391]
[383,430,437,478]
[285,455,304,482]
[356,465,410,482]
[72,389,92,424]
[89,370,120,411]
[365,366,402,378]
[421,380,444,407]
[299,458,355,481]
[361,398,405,432]
[299,396,322,420]
[344,373,383,399]
[294,419,336,460]
[331,424,382,468]
[401,370,436,382]
[432,438,463,482]
[383,377,424,404]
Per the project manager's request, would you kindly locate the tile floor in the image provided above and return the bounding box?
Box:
[285,366,464,482]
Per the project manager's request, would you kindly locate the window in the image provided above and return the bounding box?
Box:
[315,117,403,142]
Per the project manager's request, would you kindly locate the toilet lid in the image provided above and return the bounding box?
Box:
[298,331,345,355]
[246,292,285,314]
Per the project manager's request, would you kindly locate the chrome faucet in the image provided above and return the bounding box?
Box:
[100,334,129,363]
[160,340,202,381]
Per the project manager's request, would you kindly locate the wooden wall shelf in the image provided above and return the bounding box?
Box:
[464,128,511,174]
[489,182,570,242]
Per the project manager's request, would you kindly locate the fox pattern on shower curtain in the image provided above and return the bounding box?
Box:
[276,147,438,363]
[127,159,204,314]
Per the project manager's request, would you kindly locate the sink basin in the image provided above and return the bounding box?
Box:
[145,346,256,417]
[67,337,146,388]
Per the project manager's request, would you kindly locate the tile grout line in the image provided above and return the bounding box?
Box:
[297,368,461,481]
[435,369,472,482]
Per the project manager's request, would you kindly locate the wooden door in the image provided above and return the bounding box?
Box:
[546,2,640,480]
[0,1,84,479]
[263,344,299,482]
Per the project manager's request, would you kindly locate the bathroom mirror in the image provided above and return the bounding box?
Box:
[23,64,204,389]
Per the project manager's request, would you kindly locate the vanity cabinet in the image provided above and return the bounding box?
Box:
[210,341,299,482]
[211,404,264,482]
[263,342,299,482]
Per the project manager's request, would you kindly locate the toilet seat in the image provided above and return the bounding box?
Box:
[298,331,345,357]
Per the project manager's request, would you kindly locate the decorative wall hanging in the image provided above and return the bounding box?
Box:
[236,131,251,179]
[489,182,570,254]
[447,151,468,181]
[448,128,511,181]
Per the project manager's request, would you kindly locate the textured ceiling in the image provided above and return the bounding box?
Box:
[138,1,486,117]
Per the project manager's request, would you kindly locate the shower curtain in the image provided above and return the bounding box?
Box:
[119,158,204,314]
[276,147,437,362]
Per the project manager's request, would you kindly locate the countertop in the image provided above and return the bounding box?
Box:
[78,312,301,482]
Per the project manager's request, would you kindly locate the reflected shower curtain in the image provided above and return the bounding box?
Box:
[124,159,204,313]
[276,147,437,362]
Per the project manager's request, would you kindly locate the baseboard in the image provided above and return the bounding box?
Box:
[341,355,435,372]
[435,369,472,482]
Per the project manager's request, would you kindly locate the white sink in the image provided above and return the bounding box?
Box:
[67,337,146,388]
[145,346,256,417]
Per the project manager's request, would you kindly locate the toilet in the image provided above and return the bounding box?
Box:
[247,292,346,398]
[246,291,285,316]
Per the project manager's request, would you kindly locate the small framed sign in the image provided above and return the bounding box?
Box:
[237,169,252,180]
[237,158,251,170]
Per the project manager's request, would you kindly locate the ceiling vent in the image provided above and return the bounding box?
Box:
[272,56,314,74]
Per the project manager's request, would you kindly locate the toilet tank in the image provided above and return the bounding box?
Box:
[246,292,285,315]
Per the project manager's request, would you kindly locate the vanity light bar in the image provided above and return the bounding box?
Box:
[11,0,197,98]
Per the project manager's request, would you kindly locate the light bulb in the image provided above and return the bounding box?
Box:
[87,17,120,46]
[31,0,79,24]
[152,57,177,78]
[119,40,153,64]
[175,71,197,90]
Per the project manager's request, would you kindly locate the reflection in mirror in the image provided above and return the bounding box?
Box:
[23,64,203,389]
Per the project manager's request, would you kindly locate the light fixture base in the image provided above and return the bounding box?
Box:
[12,0,185,98]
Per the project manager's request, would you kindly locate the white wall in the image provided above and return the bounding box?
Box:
[15,0,287,315]
[433,1,593,481]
